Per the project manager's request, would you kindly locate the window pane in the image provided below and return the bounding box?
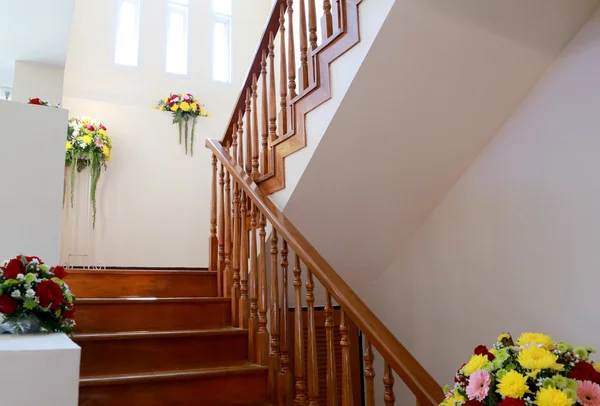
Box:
[169,0,189,4]
[115,0,140,66]
[213,0,232,16]
[166,6,189,75]
[212,19,230,82]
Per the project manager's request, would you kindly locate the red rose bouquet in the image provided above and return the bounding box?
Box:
[0,255,76,335]
[441,333,600,406]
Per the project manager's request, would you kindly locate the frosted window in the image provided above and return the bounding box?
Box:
[115,0,140,66]
[212,18,231,82]
[166,2,189,75]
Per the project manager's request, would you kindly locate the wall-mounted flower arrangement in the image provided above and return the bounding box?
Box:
[154,93,209,156]
[28,97,60,108]
[65,117,113,228]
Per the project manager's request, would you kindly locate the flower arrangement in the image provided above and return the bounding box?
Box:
[65,116,113,228]
[0,255,75,335]
[441,333,600,406]
[28,97,60,108]
[154,93,209,156]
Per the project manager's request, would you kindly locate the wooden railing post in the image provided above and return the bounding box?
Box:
[231,177,241,326]
[364,339,376,406]
[251,75,260,179]
[324,292,337,406]
[278,240,292,406]
[223,171,232,297]
[260,51,269,174]
[287,0,298,100]
[269,229,281,403]
[217,162,225,296]
[293,254,307,406]
[249,204,259,362]
[239,193,249,328]
[257,213,269,366]
[340,310,354,406]
[245,89,252,175]
[308,0,318,50]
[321,0,334,39]
[279,5,288,137]
[384,363,396,406]
[298,0,309,92]
[237,111,245,170]
[306,269,319,406]
[268,33,278,143]
[209,155,218,273]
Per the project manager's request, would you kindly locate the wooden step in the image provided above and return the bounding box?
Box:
[75,328,249,376]
[75,297,232,333]
[79,362,268,406]
[67,269,217,298]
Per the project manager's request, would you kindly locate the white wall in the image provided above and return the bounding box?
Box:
[12,61,65,104]
[61,0,272,267]
[366,5,600,390]
[0,101,68,264]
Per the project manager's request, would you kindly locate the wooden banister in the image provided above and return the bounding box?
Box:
[206,138,444,406]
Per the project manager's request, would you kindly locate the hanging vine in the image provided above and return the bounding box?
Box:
[155,93,209,156]
[64,117,113,228]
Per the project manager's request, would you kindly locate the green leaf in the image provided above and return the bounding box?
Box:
[55,309,61,318]
[65,293,74,304]
[39,264,49,272]
[51,277,64,286]
[25,273,36,283]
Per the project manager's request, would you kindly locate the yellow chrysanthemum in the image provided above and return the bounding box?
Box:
[517,333,554,350]
[496,370,529,399]
[594,363,600,373]
[180,102,191,112]
[172,104,179,112]
[463,354,489,376]
[102,146,110,156]
[98,129,107,136]
[534,388,575,406]
[192,103,198,111]
[442,392,467,406]
[163,96,169,102]
[106,152,112,162]
[66,141,72,151]
[518,346,560,370]
[160,105,166,111]
[82,135,92,145]
[498,334,511,342]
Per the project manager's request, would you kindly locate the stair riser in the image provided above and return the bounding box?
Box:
[77,334,248,376]
[68,271,217,298]
[79,372,268,406]
[76,301,232,333]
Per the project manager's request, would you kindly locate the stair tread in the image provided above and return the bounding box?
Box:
[74,327,247,341]
[80,361,268,386]
[69,269,215,275]
[77,297,230,304]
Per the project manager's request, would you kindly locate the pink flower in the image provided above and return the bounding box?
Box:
[466,370,490,401]
[578,381,600,406]
[96,139,103,147]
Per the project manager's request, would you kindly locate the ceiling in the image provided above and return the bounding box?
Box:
[283,0,600,295]
[0,0,75,87]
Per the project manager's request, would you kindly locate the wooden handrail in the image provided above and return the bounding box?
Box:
[221,0,287,146]
[206,138,444,406]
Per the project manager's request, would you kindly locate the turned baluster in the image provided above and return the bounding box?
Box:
[257,213,269,366]
[239,193,249,328]
[321,0,333,41]
[293,254,307,405]
[260,51,269,174]
[217,163,225,296]
[287,0,298,100]
[279,6,288,136]
[251,75,260,179]
[308,0,318,50]
[232,123,238,165]
[223,170,232,297]
[364,339,375,406]
[209,155,218,273]
[306,269,319,406]
[340,310,354,406]
[245,88,252,175]
[249,204,259,362]
[231,177,241,326]
[269,229,281,403]
[324,292,337,406]
[237,111,245,170]
[278,240,293,406]
[383,363,396,406]
[297,0,309,92]
[268,33,278,144]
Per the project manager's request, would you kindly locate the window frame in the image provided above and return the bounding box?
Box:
[164,0,191,77]
[114,0,142,68]
[211,0,232,83]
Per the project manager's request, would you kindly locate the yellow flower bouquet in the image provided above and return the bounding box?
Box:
[154,93,209,156]
[441,333,600,406]
[65,117,113,228]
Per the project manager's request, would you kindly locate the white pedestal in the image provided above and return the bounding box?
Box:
[0,333,81,406]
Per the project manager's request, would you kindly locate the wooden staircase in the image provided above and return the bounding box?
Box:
[70,269,270,406]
